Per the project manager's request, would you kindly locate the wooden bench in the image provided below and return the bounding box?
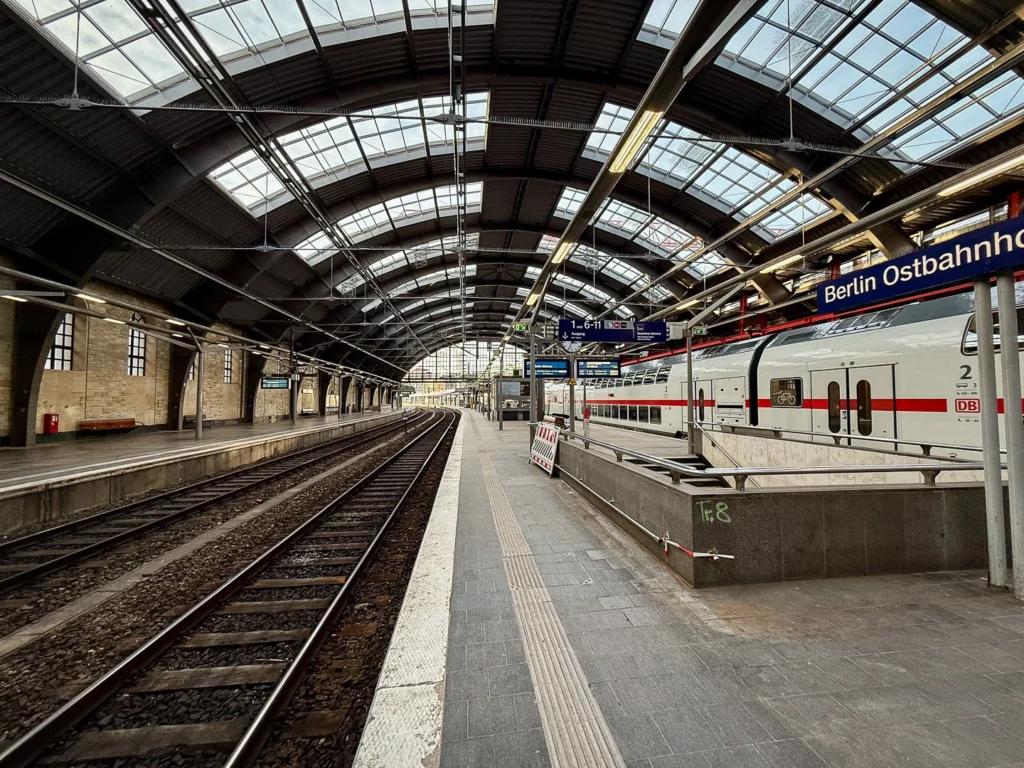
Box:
[78,418,137,433]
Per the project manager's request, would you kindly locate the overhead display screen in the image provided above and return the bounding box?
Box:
[524,358,571,378]
[576,359,621,378]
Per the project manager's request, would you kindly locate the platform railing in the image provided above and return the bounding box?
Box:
[552,426,994,491]
[689,419,1001,458]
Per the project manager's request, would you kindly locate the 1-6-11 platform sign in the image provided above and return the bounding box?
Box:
[558,319,667,343]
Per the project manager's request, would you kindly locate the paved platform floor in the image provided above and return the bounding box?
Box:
[438,410,1024,768]
[0,410,397,489]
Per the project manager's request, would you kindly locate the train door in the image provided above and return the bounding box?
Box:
[811,366,896,445]
[850,365,896,447]
[691,378,713,425]
[811,368,849,442]
[714,377,746,426]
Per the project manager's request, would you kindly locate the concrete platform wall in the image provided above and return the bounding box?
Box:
[0,412,402,534]
[698,428,984,487]
[556,440,1007,588]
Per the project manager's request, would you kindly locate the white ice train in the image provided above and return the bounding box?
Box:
[545,285,1024,457]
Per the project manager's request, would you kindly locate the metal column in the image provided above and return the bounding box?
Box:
[336,373,343,422]
[529,331,537,441]
[195,347,204,442]
[997,272,1024,598]
[568,351,576,434]
[497,372,503,431]
[975,280,1007,588]
[686,327,694,454]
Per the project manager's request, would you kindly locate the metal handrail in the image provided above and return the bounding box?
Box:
[699,419,1000,458]
[554,427,993,491]
[694,424,760,489]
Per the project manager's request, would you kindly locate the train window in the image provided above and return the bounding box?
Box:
[827,381,842,433]
[615,378,625,387]
[650,406,662,424]
[857,380,872,435]
[656,368,669,383]
[770,378,803,408]
[698,388,705,421]
[619,405,628,419]
[639,405,649,422]
[963,307,1024,354]
[643,370,656,385]
[628,405,638,421]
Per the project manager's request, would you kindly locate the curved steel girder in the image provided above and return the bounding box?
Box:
[359,300,563,346]
[335,278,619,353]
[385,318,529,358]
[273,168,766,291]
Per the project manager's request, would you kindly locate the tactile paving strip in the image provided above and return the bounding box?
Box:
[480,452,625,768]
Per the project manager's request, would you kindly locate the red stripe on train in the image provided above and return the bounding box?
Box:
[585,398,948,412]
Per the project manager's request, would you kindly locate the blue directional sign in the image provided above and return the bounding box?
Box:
[559,319,635,342]
[558,319,667,343]
[261,377,290,389]
[576,359,621,378]
[525,358,571,378]
[635,322,668,343]
[817,218,1024,313]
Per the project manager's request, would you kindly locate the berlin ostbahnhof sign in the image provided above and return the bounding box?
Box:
[817,218,1024,314]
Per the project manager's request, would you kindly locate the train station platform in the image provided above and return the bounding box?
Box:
[358,408,1024,768]
[0,410,404,533]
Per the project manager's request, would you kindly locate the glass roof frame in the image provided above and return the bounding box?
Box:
[9,0,495,105]
[554,186,731,279]
[583,102,834,242]
[211,92,490,214]
[292,186,483,269]
[538,235,676,304]
[640,0,1024,167]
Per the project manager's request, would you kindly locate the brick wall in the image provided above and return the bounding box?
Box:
[254,357,291,421]
[35,282,172,434]
[0,257,14,436]
[182,324,245,422]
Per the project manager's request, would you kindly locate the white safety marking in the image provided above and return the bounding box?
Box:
[354,418,464,768]
[480,452,626,768]
[0,412,400,494]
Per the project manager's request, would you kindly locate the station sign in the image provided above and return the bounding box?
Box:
[260,377,290,389]
[558,319,668,343]
[524,358,571,378]
[817,218,1024,313]
[576,359,621,378]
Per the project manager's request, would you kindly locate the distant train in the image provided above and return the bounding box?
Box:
[546,286,1024,458]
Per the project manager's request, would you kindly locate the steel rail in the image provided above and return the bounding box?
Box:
[224,408,458,767]
[0,410,453,768]
[0,413,424,594]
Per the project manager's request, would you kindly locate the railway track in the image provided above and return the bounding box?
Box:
[0,412,427,596]
[0,408,457,768]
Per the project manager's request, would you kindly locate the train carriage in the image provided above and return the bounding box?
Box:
[545,285,1024,457]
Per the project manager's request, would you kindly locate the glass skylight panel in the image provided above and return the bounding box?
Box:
[10,0,188,100]
[210,94,488,212]
[598,199,650,237]
[746,193,831,238]
[641,0,700,42]
[715,0,1024,161]
[293,230,337,266]
[340,202,390,240]
[554,187,586,219]
[583,103,819,223]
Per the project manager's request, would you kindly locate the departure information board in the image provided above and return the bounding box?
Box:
[576,359,621,378]
[261,377,290,389]
[525,358,571,378]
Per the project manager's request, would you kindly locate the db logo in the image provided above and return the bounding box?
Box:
[955,398,981,414]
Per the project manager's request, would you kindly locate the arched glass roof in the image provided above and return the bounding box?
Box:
[554,187,730,277]
[538,235,676,304]
[211,92,489,212]
[584,102,832,240]
[9,0,495,103]
[642,0,1024,163]
[292,187,482,267]
[405,341,524,381]
[360,264,478,314]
